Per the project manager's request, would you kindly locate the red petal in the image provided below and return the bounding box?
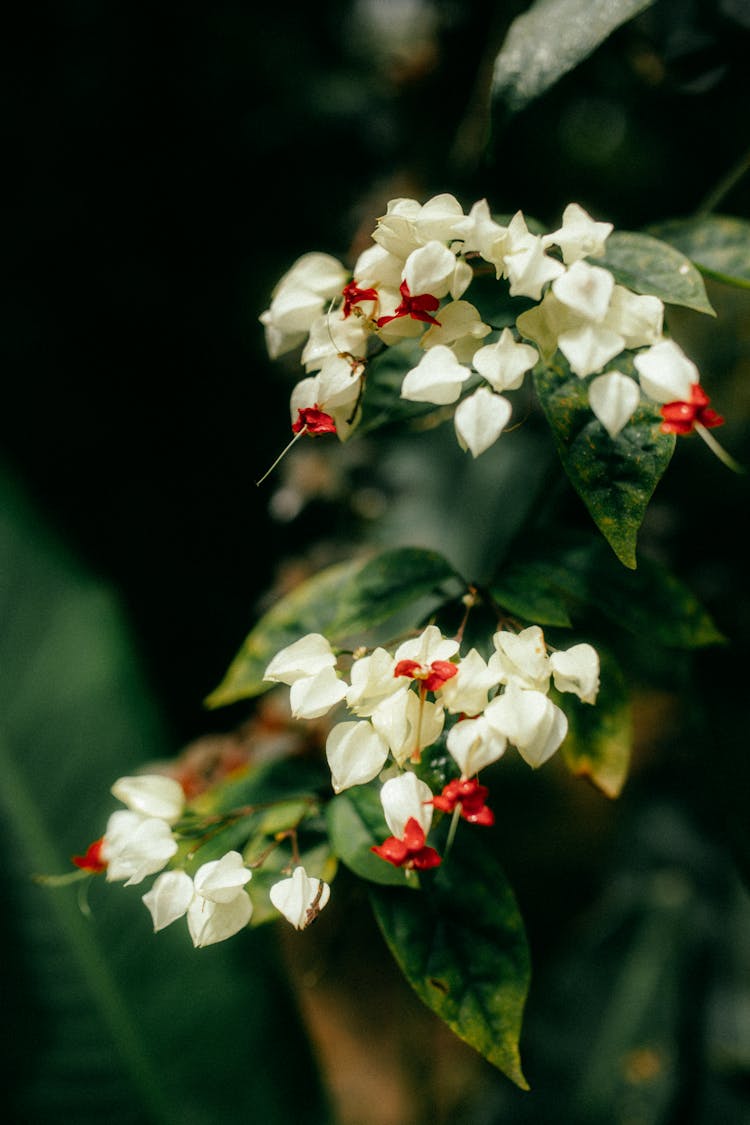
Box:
[371,837,409,866]
[72,837,107,874]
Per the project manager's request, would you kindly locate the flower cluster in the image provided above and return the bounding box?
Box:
[72,773,330,945]
[260,195,725,463]
[264,621,600,869]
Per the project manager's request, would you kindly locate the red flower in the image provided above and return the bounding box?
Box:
[341,281,379,318]
[376,280,441,329]
[661,384,724,435]
[371,817,442,869]
[71,837,107,874]
[292,406,337,435]
[432,778,494,826]
[393,658,458,693]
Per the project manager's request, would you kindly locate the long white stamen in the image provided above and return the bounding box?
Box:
[695,423,745,474]
[255,426,307,487]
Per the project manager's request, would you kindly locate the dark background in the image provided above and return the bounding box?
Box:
[4,0,749,746]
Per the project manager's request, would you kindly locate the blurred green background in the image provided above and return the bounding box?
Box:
[3,2,750,1121]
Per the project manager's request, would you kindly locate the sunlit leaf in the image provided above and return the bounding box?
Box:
[204,558,364,707]
[561,649,631,797]
[492,0,655,115]
[646,215,750,289]
[533,356,675,568]
[596,230,715,315]
[370,831,530,1088]
[329,546,464,640]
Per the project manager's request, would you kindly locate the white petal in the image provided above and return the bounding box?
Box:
[557,324,624,378]
[472,327,538,392]
[270,867,331,929]
[490,626,550,691]
[454,388,512,457]
[142,870,194,932]
[188,893,253,948]
[543,203,613,265]
[394,625,459,665]
[193,851,252,905]
[289,667,348,720]
[403,241,458,299]
[447,715,507,776]
[110,775,185,824]
[401,346,470,405]
[633,339,697,403]
[421,300,490,350]
[326,720,389,793]
[105,816,178,886]
[550,644,600,704]
[552,261,614,323]
[346,647,400,716]
[439,648,501,716]
[264,633,336,685]
[602,287,663,349]
[589,371,640,438]
[486,685,568,768]
[379,772,434,838]
[504,236,565,299]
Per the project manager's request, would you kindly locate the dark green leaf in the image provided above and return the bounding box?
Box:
[0,465,327,1125]
[533,357,675,568]
[646,215,750,289]
[493,533,724,647]
[494,532,725,648]
[492,0,655,115]
[204,557,364,707]
[596,231,715,315]
[370,830,530,1088]
[326,785,413,887]
[561,649,632,797]
[491,566,574,627]
[329,546,464,640]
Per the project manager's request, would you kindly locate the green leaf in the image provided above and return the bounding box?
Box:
[0,465,327,1125]
[596,230,715,315]
[329,546,464,640]
[326,785,413,887]
[646,215,750,289]
[204,557,365,707]
[370,831,531,1088]
[494,532,725,648]
[491,567,573,627]
[492,0,655,115]
[561,650,632,797]
[533,357,675,568]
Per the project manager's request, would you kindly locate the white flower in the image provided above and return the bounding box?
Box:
[372,197,423,258]
[401,346,472,405]
[413,193,467,243]
[453,198,509,264]
[633,339,698,403]
[543,202,613,264]
[557,323,625,378]
[454,387,512,458]
[103,810,178,886]
[301,311,369,373]
[394,625,460,666]
[110,774,185,824]
[516,290,582,360]
[403,241,461,300]
[550,644,600,704]
[142,870,195,932]
[353,243,404,289]
[326,720,390,793]
[589,371,640,438]
[440,648,501,716]
[289,666,348,720]
[370,686,444,766]
[421,301,491,352]
[187,893,253,949]
[552,260,615,323]
[141,852,253,948]
[489,626,550,692]
[379,772,434,838]
[260,252,349,359]
[602,287,663,349]
[504,235,566,300]
[447,714,507,776]
[486,684,568,769]
[193,851,253,904]
[270,866,331,930]
[264,633,337,686]
[346,647,400,716]
[472,328,538,392]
